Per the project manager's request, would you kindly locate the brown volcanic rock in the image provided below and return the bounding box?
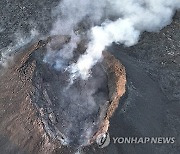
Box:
[92,51,126,139]
[0,41,57,154]
[0,36,126,153]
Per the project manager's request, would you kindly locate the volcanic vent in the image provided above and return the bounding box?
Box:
[0,35,126,151]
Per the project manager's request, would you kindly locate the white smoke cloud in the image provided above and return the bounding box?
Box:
[51,0,106,36]
[50,0,180,80]
[47,0,107,71]
[70,18,140,79]
[70,0,180,79]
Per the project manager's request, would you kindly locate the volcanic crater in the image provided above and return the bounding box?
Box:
[0,35,126,152]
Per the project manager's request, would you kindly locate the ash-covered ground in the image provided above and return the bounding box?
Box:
[0,0,180,154]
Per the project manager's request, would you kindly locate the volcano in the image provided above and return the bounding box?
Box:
[0,35,126,153]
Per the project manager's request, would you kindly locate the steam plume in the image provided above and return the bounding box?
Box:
[50,0,180,79]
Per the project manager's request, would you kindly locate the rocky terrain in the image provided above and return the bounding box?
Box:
[0,0,180,153]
